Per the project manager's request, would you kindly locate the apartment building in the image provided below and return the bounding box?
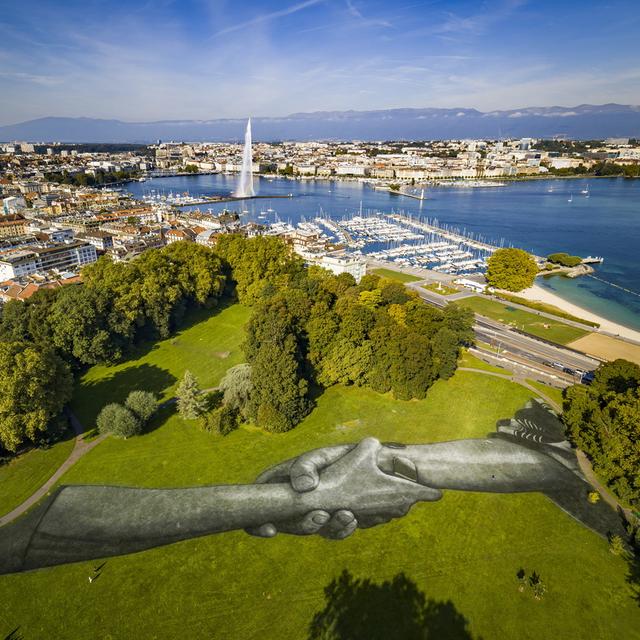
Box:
[0,241,97,280]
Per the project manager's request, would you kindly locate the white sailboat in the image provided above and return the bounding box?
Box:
[568,193,573,203]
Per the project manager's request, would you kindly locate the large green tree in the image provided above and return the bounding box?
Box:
[245,300,311,432]
[563,359,640,506]
[486,248,538,292]
[0,341,73,451]
[216,235,304,304]
[219,363,253,418]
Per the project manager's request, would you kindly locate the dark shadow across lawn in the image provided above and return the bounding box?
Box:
[75,364,177,428]
[309,569,478,640]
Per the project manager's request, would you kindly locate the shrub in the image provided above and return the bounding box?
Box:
[125,390,158,425]
[609,535,626,556]
[588,491,600,504]
[547,252,582,267]
[202,405,239,436]
[97,403,141,438]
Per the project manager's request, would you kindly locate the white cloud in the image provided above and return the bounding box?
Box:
[213,0,324,36]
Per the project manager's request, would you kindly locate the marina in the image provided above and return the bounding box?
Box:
[124,174,640,331]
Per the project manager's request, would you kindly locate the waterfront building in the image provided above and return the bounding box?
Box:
[318,254,367,283]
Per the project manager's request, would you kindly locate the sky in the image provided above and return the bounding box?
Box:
[1,0,639,125]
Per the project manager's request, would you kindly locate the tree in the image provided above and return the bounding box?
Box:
[245,301,311,432]
[431,327,460,380]
[486,248,538,292]
[0,341,73,451]
[215,235,304,304]
[547,252,582,267]
[219,363,253,418]
[202,404,239,435]
[176,370,208,419]
[125,390,158,424]
[563,359,640,506]
[97,403,141,438]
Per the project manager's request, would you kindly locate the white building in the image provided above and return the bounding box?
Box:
[319,255,367,283]
[454,277,486,293]
[0,242,97,280]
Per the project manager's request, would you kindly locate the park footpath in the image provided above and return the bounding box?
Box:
[0,386,220,527]
[0,410,107,527]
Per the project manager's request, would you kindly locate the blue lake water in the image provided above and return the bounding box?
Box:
[125,175,640,330]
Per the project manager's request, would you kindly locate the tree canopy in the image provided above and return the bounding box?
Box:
[486,248,538,292]
[240,244,475,431]
[0,341,73,452]
[563,359,640,506]
[97,403,142,439]
[547,252,582,268]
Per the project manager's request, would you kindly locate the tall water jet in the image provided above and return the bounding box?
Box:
[235,118,255,198]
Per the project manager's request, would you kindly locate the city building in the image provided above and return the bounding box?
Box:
[0,242,98,280]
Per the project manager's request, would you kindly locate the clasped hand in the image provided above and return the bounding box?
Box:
[246,438,441,540]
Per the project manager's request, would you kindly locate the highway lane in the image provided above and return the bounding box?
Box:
[408,283,600,377]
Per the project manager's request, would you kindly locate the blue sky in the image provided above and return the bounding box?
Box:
[1,0,639,124]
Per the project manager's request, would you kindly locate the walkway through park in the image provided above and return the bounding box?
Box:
[0,387,220,527]
[0,410,107,527]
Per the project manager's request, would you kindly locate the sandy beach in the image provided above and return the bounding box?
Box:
[518,283,640,344]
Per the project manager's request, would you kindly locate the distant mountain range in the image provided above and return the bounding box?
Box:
[1,104,639,142]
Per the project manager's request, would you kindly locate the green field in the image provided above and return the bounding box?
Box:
[371,268,422,283]
[458,350,508,374]
[422,282,460,296]
[495,292,599,328]
[0,435,75,517]
[71,303,251,428]
[455,296,589,345]
[525,379,565,409]
[0,304,637,639]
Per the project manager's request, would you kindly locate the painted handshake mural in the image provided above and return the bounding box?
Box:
[0,400,626,574]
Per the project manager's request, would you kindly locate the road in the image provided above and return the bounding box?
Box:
[405,280,601,386]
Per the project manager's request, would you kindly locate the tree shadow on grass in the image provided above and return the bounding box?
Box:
[308,570,480,640]
[73,363,177,429]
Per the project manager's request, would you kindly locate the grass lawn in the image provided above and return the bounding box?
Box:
[0,435,75,517]
[455,296,588,345]
[371,267,422,283]
[458,350,508,374]
[422,282,459,296]
[1,366,638,638]
[71,303,251,429]
[525,379,565,409]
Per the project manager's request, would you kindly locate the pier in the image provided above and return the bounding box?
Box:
[389,189,426,200]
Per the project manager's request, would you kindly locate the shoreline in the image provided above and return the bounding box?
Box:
[517,283,640,343]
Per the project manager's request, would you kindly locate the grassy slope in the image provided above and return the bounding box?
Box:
[0,436,75,517]
[455,296,588,345]
[525,379,565,409]
[458,350,508,374]
[371,268,422,283]
[1,371,638,639]
[71,303,251,428]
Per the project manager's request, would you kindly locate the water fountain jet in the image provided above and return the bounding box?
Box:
[235,118,255,198]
